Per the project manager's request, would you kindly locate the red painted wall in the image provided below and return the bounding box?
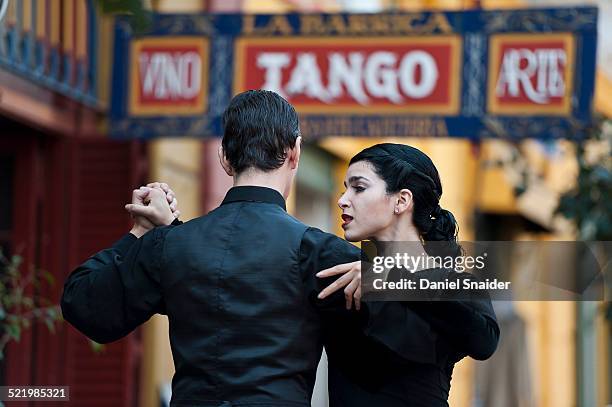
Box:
[1,130,146,407]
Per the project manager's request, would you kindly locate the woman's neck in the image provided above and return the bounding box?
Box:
[372,217,433,272]
[374,216,421,242]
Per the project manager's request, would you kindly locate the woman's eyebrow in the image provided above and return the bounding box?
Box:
[348,176,369,183]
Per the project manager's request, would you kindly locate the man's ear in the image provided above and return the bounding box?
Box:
[396,188,414,214]
[218,145,234,176]
[288,136,301,170]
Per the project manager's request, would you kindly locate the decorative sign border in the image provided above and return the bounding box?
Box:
[110,8,598,140]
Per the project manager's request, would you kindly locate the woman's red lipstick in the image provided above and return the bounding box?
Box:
[341,214,353,228]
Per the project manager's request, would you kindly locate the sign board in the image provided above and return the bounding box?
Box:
[129,37,209,116]
[110,8,598,140]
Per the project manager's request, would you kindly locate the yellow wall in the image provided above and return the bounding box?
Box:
[243,0,342,12]
[152,0,205,12]
[398,0,478,10]
[597,301,610,407]
[96,13,114,109]
[596,70,612,117]
[243,0,293,13]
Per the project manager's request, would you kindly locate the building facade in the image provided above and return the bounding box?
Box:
[0,1,609,406]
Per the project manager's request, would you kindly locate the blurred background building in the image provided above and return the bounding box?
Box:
[0,0,610,406]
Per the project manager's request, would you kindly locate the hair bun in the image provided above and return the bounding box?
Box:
[431,205,442,218]
[423,208,462,257]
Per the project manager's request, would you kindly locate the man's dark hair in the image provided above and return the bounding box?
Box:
[222,90,301,174]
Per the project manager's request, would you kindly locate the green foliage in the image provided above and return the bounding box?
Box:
[554,119,612,322]
[0,252,62,360]
[556,119,612,240]
[94,0,152,32]
[90,341,106,353]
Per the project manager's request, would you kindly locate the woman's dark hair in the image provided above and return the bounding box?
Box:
[222,90,301,174]
[350,143,462,257]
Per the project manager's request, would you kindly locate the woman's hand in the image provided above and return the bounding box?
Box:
[125,182,180,237]
[146,182,181,219]
[316,261,362,310]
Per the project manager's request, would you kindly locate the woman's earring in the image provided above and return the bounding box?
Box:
[394,208,399,214]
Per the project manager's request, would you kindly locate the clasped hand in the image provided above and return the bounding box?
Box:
[125,182,180,238]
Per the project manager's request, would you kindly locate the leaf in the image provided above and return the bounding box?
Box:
[90,341,105,354]
[11,255,22,268]
[94,0,152,32]
[22,298,34,309]
[41,271,55,286]
[557,119,612,240]
[46,307,59,319]
[44,319,56,334]
[6,325,20,341]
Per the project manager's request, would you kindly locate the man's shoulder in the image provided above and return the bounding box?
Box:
[300,227,360,257]
[302,226,346,242]
[163,214,208,237]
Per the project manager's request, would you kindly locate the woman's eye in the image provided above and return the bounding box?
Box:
[353,186,365,192]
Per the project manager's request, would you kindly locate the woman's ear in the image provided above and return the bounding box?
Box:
[218,145,234,176]
[288,136,301,170]
[396,188,413,214]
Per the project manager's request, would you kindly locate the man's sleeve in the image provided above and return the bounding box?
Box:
[383,267,500,361]
[61,225,173,344]
[298,227,361,311]
[299,229,500,362]
[408,300,499,360]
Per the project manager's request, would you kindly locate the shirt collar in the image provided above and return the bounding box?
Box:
[221,186,287,211]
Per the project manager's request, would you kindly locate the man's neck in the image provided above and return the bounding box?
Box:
[233,171,288,199]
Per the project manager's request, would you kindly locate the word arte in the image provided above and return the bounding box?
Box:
[496,48,568,104]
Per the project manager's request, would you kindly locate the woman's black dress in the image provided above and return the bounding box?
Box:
[324,268,500,407]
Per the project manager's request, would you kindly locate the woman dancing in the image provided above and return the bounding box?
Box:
[317,143,499,407]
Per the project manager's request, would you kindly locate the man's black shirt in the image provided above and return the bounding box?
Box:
[62,186,364,406]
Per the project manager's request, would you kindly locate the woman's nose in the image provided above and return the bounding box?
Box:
[338,192,349,209]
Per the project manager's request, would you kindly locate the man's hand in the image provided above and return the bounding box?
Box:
[127,187,156,237]
[126,184,177,238]
[146,182,181,219]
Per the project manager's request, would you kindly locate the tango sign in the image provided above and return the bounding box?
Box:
[234,37,461,114]
[111,8,597,139]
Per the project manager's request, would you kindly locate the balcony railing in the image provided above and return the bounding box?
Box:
[0,0,101,108]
